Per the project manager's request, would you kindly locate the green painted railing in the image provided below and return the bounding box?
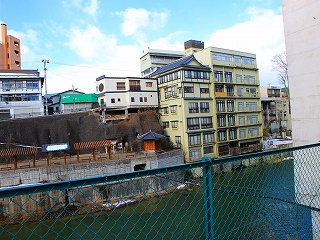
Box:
[1,143,320,239]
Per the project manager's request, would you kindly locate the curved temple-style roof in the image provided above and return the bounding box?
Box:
[138,130,166,140]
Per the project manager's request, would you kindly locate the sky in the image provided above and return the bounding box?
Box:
[0,0,285,94]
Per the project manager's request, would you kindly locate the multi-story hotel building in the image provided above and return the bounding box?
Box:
[140,48,184,77]
[0,70,44,119]
[96,76,158,115]
[0,24,21,70]
[150,41,263,162]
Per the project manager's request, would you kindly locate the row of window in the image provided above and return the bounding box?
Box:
[158,70,210,84]
[110,96,151,103]
[1,94,40,102]
[217,114,259,127]
[189,146,214,161]
[216,100,258,112]
[218,127,259,141]
[214,71,256,84]
[0,80,39,89]
[187,117,213,130]
[116,81,153,90]
[188,102,210,113]
[188,132,215,146]
[212,54,255,65]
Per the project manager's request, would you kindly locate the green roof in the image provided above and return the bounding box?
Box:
[60,94,98,104]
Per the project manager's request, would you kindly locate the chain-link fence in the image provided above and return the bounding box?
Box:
[1,143,320,239]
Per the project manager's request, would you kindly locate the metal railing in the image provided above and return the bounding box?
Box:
[1,143,320,239]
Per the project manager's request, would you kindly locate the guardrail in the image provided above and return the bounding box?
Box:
[0,143,319,239]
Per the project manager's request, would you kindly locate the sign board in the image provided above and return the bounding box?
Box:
[42,143,70,153]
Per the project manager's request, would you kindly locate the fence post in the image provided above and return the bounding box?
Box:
[202,156,214,240]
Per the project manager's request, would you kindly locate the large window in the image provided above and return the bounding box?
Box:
[189,134,201,146]
[225,72,232,83]
[201,117,213,129]
[214,71,223,82]
[200,88,209,94]
[248,128,259,137]
[187,117,200,130]
[189,148,201,161]
[200,102,210,113]
[228,115,235,126]
[239,129,246,139]
[227,100,234,112]
[129,80,141,91]
[217,115,226,127]
[244,75,256,84]
[229,129,237,140]
[216,100,225,112]
[203,146,214,154]
[26,80,39,89]
[238,116,245,125]
[218,130,227,141]
[184,86,194,93]
[117,82,125,90]
[184,71,209,79]
[2,80,14,89]
[203,132,214,144]
[246,102,258,111]
[242,57,255,65]
[238,102,244,111]
[247,115,259,124]
[188,102,199,113]
[236,74,242,83]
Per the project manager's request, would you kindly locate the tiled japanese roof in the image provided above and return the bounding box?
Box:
[150,55,210,76]
[138,130,166,140]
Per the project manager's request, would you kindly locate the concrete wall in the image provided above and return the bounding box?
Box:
[0,150,183,188]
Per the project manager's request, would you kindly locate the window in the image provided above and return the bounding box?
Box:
[228,115,235,126]
[203,146,214,154]
[242,57,254,65]
[171,121,178,128]
[215,85,224,92]
[145,82,153,87]
[189,134,201,146]
[26,80,39,89]
[227,100,234,112]
[236,74,242,83]
[175,136,181,144]
[216,100,225,112]
[201,117,213,129]
[129,80,141,91]
[238,102,244,111]
[234,56,241,63]
[187,117,200,130]
[2,80,14,89]
[239,129,246,139]
[246,102,258,111]
[214,71,223,82]
[218,130,227,141]
[170,106,177,113]
[189,149,201,161]
[188,102,199,113]
[226,86,234,96]
[203,132,214,144]
[200,102,210,113]
[225,72,232,83]
[237,87,243,96]
[200,88,209,94]
[244,75,256,84]
[248,128,259,137]
[229,129,237,140]
[163,107,169,114]
[131,97,135,102]
[15,81,22,89]
[117,82,125,90]
[238,116,245,125]
[144,97,147,102]
[247,115,259,124]
[184,86,194,93]
[117,98,121,102]
[217,115,226,127]
[140,97,143,102]
[111,98,115,103]
[162,121,169,128]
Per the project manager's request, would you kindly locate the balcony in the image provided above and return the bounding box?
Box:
[215,92,228,97]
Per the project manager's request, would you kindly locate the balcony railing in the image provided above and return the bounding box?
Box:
[1,144,320,238]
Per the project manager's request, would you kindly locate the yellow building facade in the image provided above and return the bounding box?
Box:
[151,44,263,162]
[0,24,21,70]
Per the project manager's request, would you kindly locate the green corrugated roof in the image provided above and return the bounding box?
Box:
[60,94,98,104]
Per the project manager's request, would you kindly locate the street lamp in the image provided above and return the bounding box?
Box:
[42,59,49,115]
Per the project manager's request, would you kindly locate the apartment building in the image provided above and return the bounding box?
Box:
[193,45,263,157]
[140,48,184,77]
[0,70,44,119]
[0,24,21,70]
[150,55,214,162]
[96,76,158,114]
[260,86,291,137]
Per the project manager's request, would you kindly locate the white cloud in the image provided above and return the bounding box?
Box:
[116,8,168,39]
[66,0,99,17]
[207,7,285,86]
[83,0,99,16]
[65,24,117,61]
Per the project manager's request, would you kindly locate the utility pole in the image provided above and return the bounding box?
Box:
[72,84,75,112]
[42,59,49,115]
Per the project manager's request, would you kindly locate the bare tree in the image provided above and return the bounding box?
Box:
[271,51,289,89]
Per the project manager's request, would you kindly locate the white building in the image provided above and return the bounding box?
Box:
[96,76,158,112]
[0,70,44,119]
